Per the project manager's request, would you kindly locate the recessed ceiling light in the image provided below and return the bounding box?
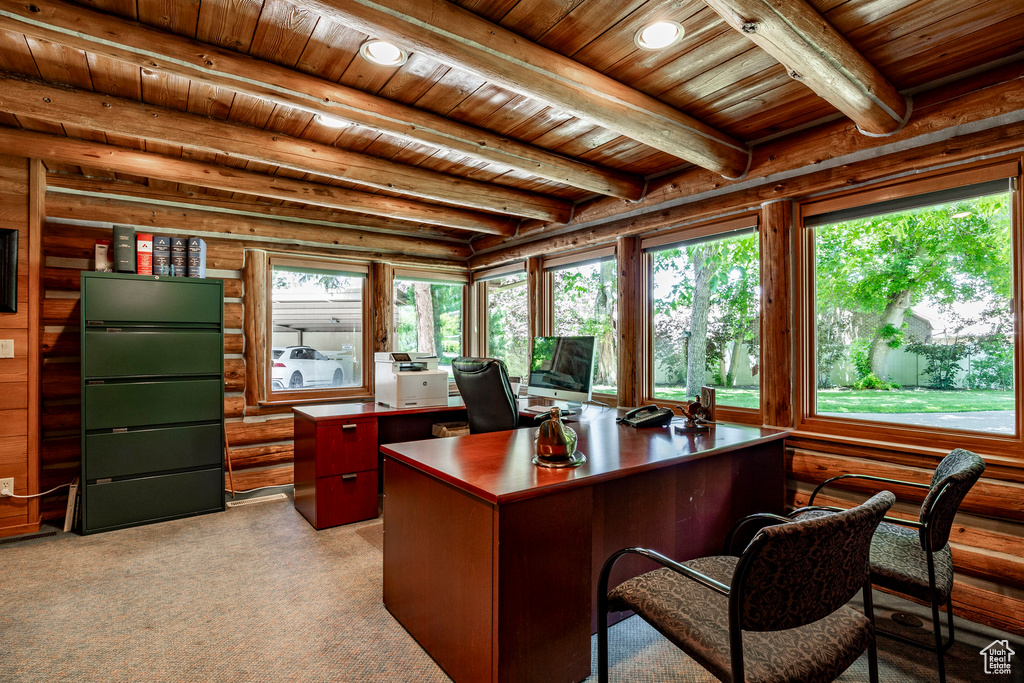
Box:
[634,21,684,50]
[314,113,350,128]
[360,39,408,67]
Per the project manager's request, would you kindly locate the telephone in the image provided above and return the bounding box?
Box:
[617,404,674,428]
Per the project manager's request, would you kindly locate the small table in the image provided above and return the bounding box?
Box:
[382,412,788,683]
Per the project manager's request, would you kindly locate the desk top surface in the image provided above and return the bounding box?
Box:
[381,412,788,504]
[293,396,467,421]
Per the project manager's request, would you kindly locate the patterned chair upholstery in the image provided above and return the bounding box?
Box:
[793,448,986,683]
[597,491,895,683]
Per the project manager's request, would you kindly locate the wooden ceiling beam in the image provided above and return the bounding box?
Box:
[46,193,472,260]
[0,0,644,200]
[297,0,750,178]
[0,127,516,235]
[0,74,570,222]
[46,175,465,242]
[703,0,909,135]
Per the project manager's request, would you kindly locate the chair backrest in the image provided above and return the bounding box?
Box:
[732,491,895,632]
[919,448,986,551]
[451,357,519,434]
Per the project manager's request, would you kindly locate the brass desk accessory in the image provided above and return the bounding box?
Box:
[533,407,586,468]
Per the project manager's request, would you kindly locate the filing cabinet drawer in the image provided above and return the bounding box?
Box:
[294,469,378,529]
[83,276,222,325]
[84,468,223,532]
[83,329,222,378]
[85,423,223,480]
[84,379,222,430]
[315,419,378,477]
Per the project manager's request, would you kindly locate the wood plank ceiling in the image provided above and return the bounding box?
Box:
[0,0,1021,252]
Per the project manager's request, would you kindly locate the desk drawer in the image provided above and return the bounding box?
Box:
[316,419,378,476]
[315,469,378,528]
[85,423,223,480]
[84,330,222,378]
[84,379,222,430]
[84,468,222,532]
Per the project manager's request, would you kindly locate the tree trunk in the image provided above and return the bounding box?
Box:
[687,246,715,398]
[868,288,912,379]
[414,282,435,354]
[727,337,744,387]
[595,260,617,386]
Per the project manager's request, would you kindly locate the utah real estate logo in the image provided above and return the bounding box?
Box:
[980,639,1015,675]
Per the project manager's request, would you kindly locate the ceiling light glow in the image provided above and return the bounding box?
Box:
[315,113,350,128]
[634,21,684,50]
[360,39,408,67]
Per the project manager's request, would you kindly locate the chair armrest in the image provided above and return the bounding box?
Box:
[809,473,929,505]
[724,513,792,555]
[599,547,730,599]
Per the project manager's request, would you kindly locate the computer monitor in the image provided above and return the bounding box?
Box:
[526,335,596,405]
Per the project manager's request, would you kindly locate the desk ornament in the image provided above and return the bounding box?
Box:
[533,407,586,468]
[673,393,714,434]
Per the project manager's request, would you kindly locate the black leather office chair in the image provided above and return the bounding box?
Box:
[451,357,519,434]
[598,491,895,683]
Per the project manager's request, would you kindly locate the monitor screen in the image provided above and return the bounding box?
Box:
[527,336,596,403]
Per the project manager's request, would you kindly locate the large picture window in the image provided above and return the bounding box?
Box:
[646,225,760,408]
[808,176,1015,434]
[479,268,529,380]
[548,251,617,395]
[268,260,368,397]
[393,271,466,376]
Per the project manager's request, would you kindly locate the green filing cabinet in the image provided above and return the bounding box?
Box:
[80,272,225,534]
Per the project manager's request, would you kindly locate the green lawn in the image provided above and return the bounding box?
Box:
[653,387,1014,413]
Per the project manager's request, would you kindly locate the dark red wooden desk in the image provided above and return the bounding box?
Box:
[292,398,468,529]
[381,414,787,683]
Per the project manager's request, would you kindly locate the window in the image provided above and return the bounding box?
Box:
[547,250,617,395]
[806,173,1016,435]
[268,259,369,398]
[393,270,467,376]
[645,222,760,409]
[478,267,529,380]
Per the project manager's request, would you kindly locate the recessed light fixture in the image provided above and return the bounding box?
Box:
[314,113,350,128]
[634,21,684,50]
[360,39,408,67]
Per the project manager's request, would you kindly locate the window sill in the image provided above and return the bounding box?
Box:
[260,391,373,408]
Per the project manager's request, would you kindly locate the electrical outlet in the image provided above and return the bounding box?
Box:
[0,339,13,359]
[0,477,13,496]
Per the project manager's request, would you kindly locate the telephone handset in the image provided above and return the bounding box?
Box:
[617,404,674,428]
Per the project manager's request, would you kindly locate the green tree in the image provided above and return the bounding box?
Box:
[816,195,1011,380]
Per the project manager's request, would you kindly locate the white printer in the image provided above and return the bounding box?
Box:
[374,352,449,408]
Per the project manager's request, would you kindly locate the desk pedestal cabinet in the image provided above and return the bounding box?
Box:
[80,272,225,534]
[293,414,379,529]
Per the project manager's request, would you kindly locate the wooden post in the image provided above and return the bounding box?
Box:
[616,236,640,408]
[760,200,795,428]
[370,262,394,355]
[242,250,267,408]
[27,158,44,526]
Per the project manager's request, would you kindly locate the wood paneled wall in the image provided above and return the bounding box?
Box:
[0,155,42,537]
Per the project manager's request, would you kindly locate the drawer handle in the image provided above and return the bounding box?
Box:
[341,473,357,481]
[342,424,357,431]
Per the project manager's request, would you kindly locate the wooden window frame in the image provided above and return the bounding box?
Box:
[392,268,470,384]
[639,214,762,425]
[262,254,373,405]
[794,159,1024,463]
[473,263,527,365]
[542,246,618,402]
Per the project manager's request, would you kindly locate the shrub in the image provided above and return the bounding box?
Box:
[854,373,898,390]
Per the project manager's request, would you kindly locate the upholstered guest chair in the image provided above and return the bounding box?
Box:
[793,448,986,683]
[451,357,519,434]
[598,491,895,683]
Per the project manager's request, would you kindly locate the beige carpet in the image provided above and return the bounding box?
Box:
[1,491,1020,682]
